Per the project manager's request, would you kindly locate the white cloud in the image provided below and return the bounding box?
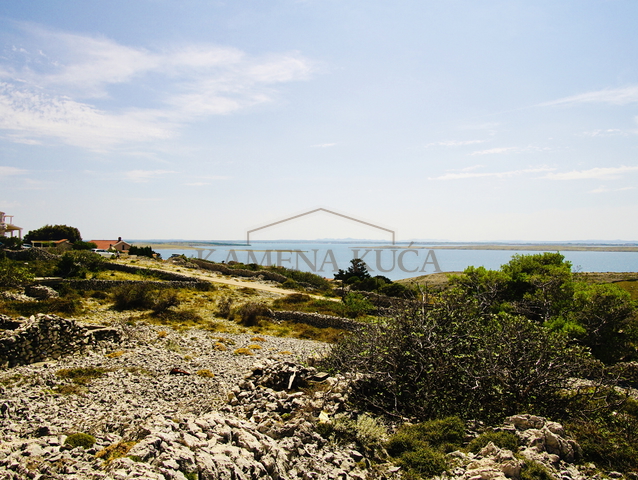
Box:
[430,166,554,181]
[579,129,626,137]
[311,143,336,148]
[470,147,517,156]
[544,165,638,180]
[0,25,315,150]
[0,166,27,176]
[425,139,486,148]
[124,170,176,182]
[541,85,638,107]
[589,186,634,194]
[0,83,174,150]
[184,182,211,186]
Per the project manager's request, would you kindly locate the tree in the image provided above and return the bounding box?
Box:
[24,224,82,243]
[334,258,371,282]
[56,251,105,278]
[0,237,23,249]
[73,241,98,251]
[565,283,637,363]
[129,245,160,259]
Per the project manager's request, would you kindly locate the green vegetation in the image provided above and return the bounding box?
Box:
[129,245,160,258]
[0,237,23,249]
[323,252,638,475]
[56,250,106,278]
[24,224,82,244]
[271,292,373,318]
[56,366,109,385]
[448,252,638,363]
[467,430,519,453]
[385,417,465,478]
[64,433,96,449]
[72,240,98,250]
[0,258,35,288]
[111,284,180,313]
[335,258,414,298]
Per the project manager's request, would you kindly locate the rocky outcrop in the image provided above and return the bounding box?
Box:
[444,415,599,480]
[24,284,59,299]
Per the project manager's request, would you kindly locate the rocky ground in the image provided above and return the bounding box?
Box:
[0,317,626,479]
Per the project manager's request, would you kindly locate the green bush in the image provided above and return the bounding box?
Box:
[0,259,34,288]
[343,292,374,318]
[398,447,448,478]
[468,430,519,453]
[216,296,233,318]
[322,307,587,422]
[5,296,82,317]
[111,284,180,313]
[129,245,159,258]
[56,367,108,385]
[519,459,555,480]
[65,432,96,449]
[236,302,270,326]
[57,251,105,278]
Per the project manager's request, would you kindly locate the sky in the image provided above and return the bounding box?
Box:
[1,0,637,242]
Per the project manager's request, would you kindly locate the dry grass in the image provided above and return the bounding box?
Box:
[248,320,346,343]
[106,350,125,358]
[233,347,254,356]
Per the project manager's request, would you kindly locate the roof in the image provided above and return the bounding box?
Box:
[90,240,131,250]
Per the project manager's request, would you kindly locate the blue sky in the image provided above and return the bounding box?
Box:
[1,0,637,242]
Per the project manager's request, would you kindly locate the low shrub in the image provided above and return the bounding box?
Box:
[96,441,136,462]
[236,302,270,326]
[56,367,108,385]
[398,447,448,479]
[234,347,254,356]
[3,296,83,317]
[65,433,96,449]
[520,459,554,480]
[467,430,519,453]
[0,259,34,288]
[196,369,215,378]
[217,297,233,318]
[111,284,180,313]
[386,417,464,479]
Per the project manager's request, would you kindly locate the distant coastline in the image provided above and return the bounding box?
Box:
[132,240,638,253]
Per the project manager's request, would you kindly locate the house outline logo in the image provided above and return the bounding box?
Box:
[246,207,396,245]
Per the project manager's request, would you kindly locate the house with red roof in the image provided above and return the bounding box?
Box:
[90,237,131,253]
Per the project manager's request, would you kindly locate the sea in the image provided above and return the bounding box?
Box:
[152,241,638,281]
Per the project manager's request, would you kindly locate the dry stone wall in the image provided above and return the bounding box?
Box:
[0,314,120,368]
[191,259,288,283]
[42,279,210,291]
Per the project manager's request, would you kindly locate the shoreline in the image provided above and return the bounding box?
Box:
[134,241,638,253]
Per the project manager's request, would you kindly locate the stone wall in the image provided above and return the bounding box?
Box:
[270,310,361,331]
[40,279,211,291]
[103,263,204,282]
[191,259,288,283]
[0,314,120,368]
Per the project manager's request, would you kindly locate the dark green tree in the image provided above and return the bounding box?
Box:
[56,251,105,278]
[0,237,23,249]
[334,258,371,282]
[129,245,160,259]
[24,224,82,243]
[72,241,98,251]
